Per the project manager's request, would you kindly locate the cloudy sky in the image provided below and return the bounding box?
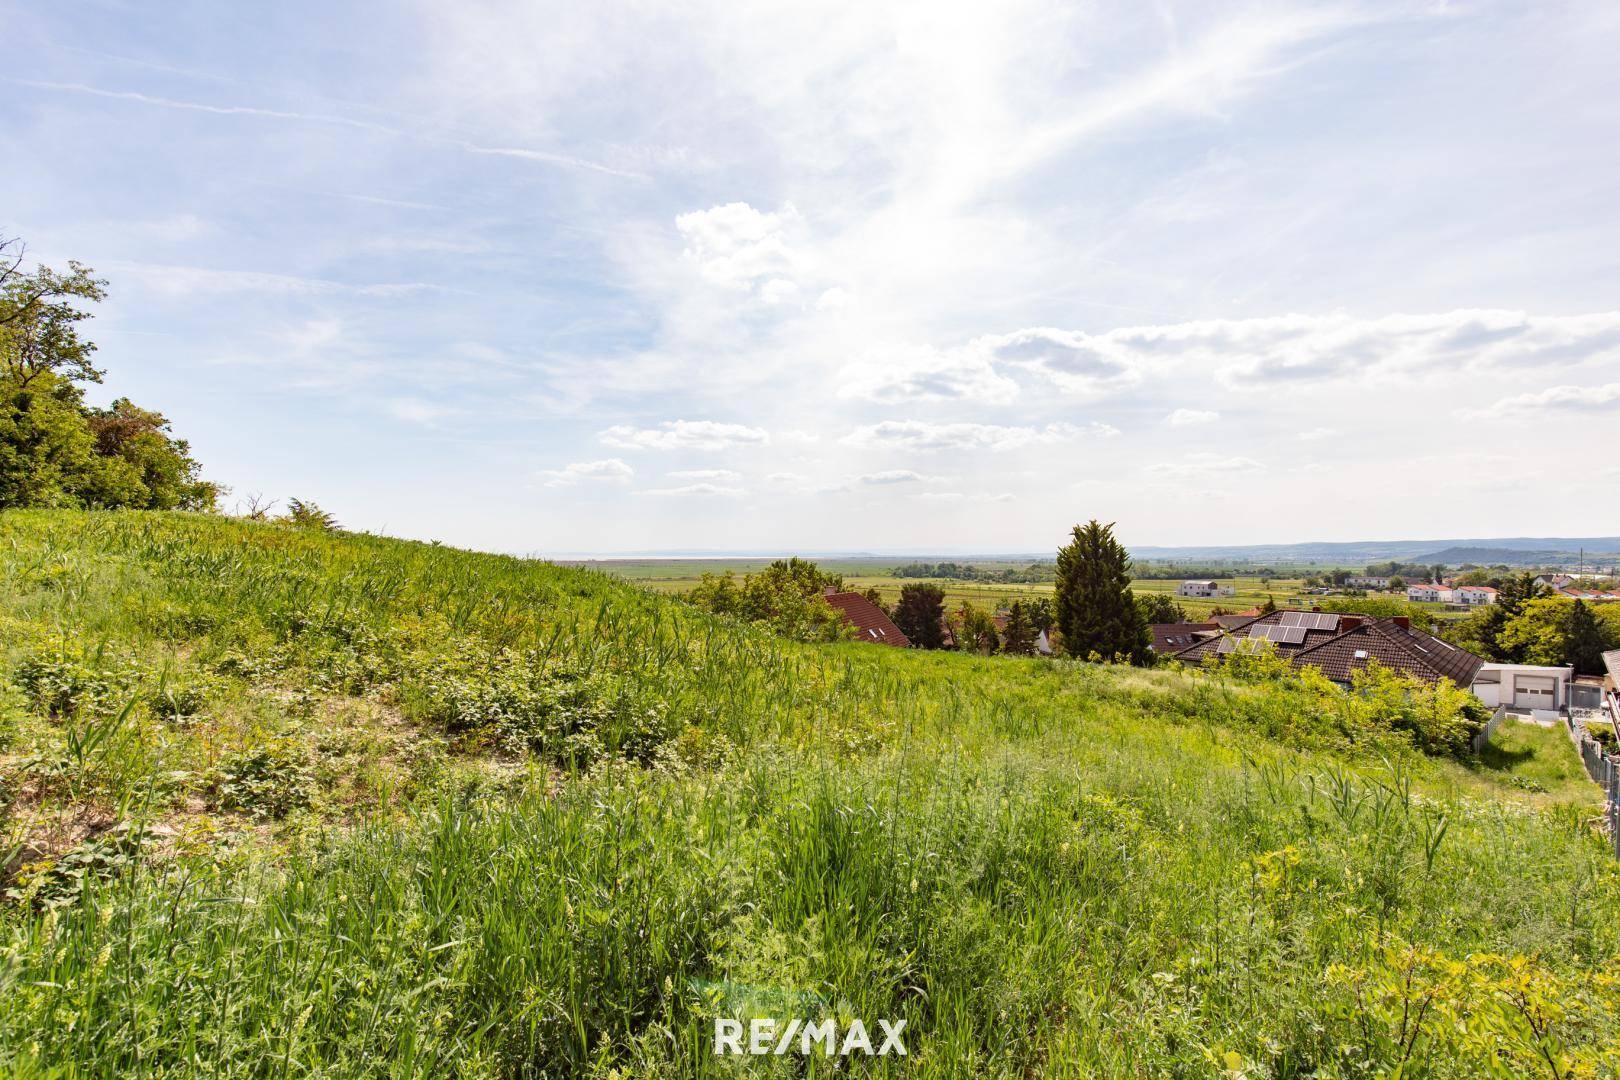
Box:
[6,1,1619,554]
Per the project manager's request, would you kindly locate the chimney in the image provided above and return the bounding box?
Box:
[824,585,837,597]
[1392,616,1410,629]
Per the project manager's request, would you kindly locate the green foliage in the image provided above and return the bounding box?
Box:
[891,582,946,648]
[1134,591,1187,624]
[686,557,851,643]
[4,822,149,910]
[1000,601,1038,655]
[954,602,1001,654]
[0,511,1615,1075]
[211,741,314,820]
[0,242,216,511]
[1055,519,1150,663]
[281,498,339,531]
[409,652,677,767]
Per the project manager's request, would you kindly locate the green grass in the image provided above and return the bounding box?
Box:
[1,511,1618,1077]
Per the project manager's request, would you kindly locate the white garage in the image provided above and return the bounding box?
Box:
[1471,664,1574,712]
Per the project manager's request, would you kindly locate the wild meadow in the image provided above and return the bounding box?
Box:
[2,510,1618,1076]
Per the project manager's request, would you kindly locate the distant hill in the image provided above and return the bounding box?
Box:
[1408,546,1602,566]
[1128,536,1620,565]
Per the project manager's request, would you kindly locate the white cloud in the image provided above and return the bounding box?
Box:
[1165,408,1220,427]
[1297,426,1336,441]
[675,202,801,292]
[1144,454,1265,480]
[842,420,1117,453]
[635,482,746,497]
[668,468,741,481]
[915,491,1016,503]
[978,328,1146,398]
[539,458,634,487]
[858,469,937,485]
[599,420,771,451]
[1473,381,1620,418]
[837,344,1018,404]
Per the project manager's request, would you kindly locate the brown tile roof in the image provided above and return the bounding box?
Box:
[1291,619,1483,687]
[823,591,911,647]
[1172,608,1484,687]
[1149,621,1218,652]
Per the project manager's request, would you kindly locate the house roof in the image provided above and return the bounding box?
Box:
[1171,608,1484,688]
[823,590,911,647]
[1604,649,1620,682]
[1290,619,1484,687]
[1460,585,1497,593]
[1149,621,1218,652]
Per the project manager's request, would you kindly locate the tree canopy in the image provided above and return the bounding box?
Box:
[1054,520,1150,664]
[0,236,216,511]
[891,583,947,649]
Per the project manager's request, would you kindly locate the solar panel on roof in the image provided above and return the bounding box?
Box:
[1217,636,1237,654]
[1280,611,1304,627]
[1275,626,1308,644]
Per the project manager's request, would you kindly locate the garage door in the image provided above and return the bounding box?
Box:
[1513,676,1557,710]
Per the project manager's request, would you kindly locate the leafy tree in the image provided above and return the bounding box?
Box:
[1430,565,1445,585]
[1001,601,1038,655]
[891,583,946,649]
[862,586,885,610]
[1565,600,1612,675]
[1024,596,1054,633]
[283,499,340,531]
[1389,577,1406,591]
[955,603,1000,655]
[1258,595,1278,615]
[1054,520,1150,664]
[1134,592,1186,624]
[1498,597,1576,667]
[0,238,217,511]
[687,558,850,643]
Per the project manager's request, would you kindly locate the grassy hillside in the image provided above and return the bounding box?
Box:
[1,511,1617,1077]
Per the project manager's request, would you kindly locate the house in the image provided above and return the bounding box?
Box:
[1455,585,1497,606]
[1149,621,1219,653]
[1349,576,1391,589]
[1603,649,1620,716]
[822,588,910,647]
[1171,608,1484,690]
[1405,583,1456,603]
[1471,663,1575,711]
[1177,580,1235,598]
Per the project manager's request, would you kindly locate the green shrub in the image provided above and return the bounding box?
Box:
[11,642,126,719]
[411,653,678,767]
[4,822,149,909]
[212,741,314,820]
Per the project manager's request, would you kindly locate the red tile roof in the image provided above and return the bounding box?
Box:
[823,591,911,647]
[1149,621,1218,652]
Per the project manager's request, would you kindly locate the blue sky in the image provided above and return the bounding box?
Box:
[5,1,1619,554]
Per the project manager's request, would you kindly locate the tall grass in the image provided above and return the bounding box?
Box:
[1,511,1617,1076]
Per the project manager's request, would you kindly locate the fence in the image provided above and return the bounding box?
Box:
[1563,710,1620,859]
[1472,705,1510,754]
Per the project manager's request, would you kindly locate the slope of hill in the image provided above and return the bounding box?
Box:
[1,511,1617,1077]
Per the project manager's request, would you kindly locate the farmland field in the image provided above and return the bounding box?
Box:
[1,512,1615,1077]
[572,558,1448,620]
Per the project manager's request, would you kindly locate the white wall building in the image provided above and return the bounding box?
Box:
[1455,585,1497,606]
[1176,580,1234,598]
[1406,583,1456,603]
[1472,663,1575,711]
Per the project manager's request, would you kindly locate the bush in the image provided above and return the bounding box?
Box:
[11,642,126,719]
[410,653,678,768]
[212,741,314,820]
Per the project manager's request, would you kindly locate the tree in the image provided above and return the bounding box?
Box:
[1430,564,1445,585]
[0,238,217,511]
[687,558,851,643]
[1134,592,1186,624]
[1565,600,1611,675]
[1389,576,1406,591]
[283,498,340,531]
[1001,601,1037,655]
[1498,597,1575,667]
[955,602,1000,655]
[1024,596,1054,633]
[862,586,885,610]
[891,583,946,649]
[1054,520,1150,664]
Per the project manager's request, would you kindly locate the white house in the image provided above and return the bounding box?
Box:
[1349,575,1391,589]
[1455,585,1497,606]
[1406,583,1456,603]
[1472,663,1575,712]
[1176,580,1234,598]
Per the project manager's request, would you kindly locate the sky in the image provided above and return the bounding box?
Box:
[5,0,1619,555]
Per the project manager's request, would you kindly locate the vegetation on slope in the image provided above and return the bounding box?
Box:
[1,511,1618,1077]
